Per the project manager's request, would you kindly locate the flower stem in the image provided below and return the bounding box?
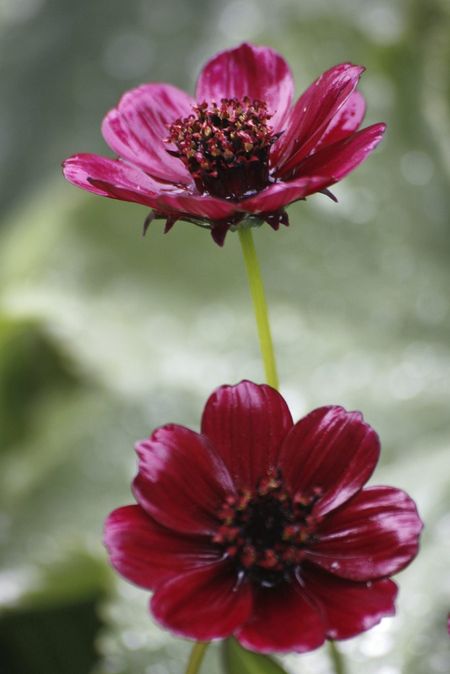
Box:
[238,227,279,390]
[239,230,346,674]
[328,641,346,674]
[184,641,209,674]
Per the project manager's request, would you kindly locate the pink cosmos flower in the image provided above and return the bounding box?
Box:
[63,43,385,245]
[104,381,422,653]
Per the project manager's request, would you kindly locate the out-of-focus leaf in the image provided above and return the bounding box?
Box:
[0,553,109,674]
[0,316,80,451]
[18,550,111,610]
[222,638,289,674]
[0,595,103,674]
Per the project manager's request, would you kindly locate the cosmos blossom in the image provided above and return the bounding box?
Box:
[63,43,385,245]
[104,380,422,653]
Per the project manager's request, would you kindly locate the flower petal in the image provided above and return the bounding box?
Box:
[102,83,194,185]
[156,190,238,220]
[316,90,366,149]
[104,505,221,590]
[236,581,324,653]
[133,424,235,535]
[274,63,364,174]
[62,153,164,207]
[301,565,398,639]
[240,176,328,213]
[196,43,294,133]
[201,381,293,489]
[294,123,386,182]
[306,486,423,580]
[279,406,380,515]
[151,561,252,640]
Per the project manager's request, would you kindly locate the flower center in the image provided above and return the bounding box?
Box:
[214,469,322,588]
[167,97,277,200]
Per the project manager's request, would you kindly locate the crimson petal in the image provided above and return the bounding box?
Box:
[196,43,294,133]
[279,406,380,515]
[151,561,252,641]
[102,83,194,185]
[316,90,366,149]
[156,190,238,221]
[133,424,235,535]
[201,381,293,489]
[240,176,328,213]
[274,63,364,174]
[301,566,398,639]
[236,582,324,653]
[63,153,165,207]
[104,505,221,590]
[307,486,423,580]
[294,123,386,182]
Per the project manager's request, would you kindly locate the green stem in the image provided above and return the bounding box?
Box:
[239,228,345,674]
[184,642,209,674]
[328,641,346,674]
[238,227,279,390]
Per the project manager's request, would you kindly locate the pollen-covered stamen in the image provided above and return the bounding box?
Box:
[167,97,278,200]
[214,469,322,588]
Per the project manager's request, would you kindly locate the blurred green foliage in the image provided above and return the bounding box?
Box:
[0,318,79,450]
[0,1,449,674]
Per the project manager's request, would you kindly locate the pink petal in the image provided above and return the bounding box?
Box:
[240,176,328,213]
[291,122,386,182]
[104,505,221,590]
[156,190,238,220]
[151,561,252,641]
[133,424,235,535]
[102,83,194,185]
[301,566,398,639]
[279,406,380,516]
[306,486,423,580]
[201,381,293,489]
[196,43,294,133]
[274,63,364,174]
[236,582,324,653]
[316,91,366,149]
[62,153,164,207]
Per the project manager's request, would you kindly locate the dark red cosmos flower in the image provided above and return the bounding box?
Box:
[104,381,422,653]
[63,43,385,246]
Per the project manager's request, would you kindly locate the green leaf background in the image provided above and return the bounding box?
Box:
[0,1,449,673]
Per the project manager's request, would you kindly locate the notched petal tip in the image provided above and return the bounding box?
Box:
[101,82,194,185]
[196,42,294,133]
[309,486,423,581]
[201,380,293,489]
[302,567,398,640]
[133,423,235,535]
[236,581,325,653]
[280,405,380,515]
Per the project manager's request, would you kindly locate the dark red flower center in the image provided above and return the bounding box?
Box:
[214,469,322,588]
[167,97,278,200]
